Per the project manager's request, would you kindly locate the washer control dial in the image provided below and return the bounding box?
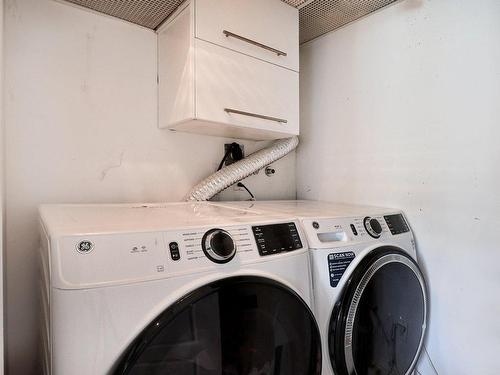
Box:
[364,217,383,238]
[202,229,236,263]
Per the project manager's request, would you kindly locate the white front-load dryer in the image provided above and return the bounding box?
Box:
[39,202,322,375]
[217,200,428,375]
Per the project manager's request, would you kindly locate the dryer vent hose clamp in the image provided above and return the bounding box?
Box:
[185,136,299,201]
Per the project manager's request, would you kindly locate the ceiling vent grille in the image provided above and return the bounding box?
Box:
[61,0,399,43]
[298,0,398,43]
[63,0,185,30]
[283,0,311,7]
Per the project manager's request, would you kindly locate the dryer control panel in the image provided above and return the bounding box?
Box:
[302,211,410,249]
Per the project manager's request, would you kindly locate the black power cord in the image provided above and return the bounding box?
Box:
[216,143,255,200]
[237,182,255,201]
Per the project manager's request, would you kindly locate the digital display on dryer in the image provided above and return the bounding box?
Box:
[384,214,410,235]
[252,223,303,256]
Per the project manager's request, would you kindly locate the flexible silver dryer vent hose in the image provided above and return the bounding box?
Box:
[185,136,299,201]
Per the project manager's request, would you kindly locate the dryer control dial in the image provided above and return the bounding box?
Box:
[364,217,383,238]
[202,229,236,263]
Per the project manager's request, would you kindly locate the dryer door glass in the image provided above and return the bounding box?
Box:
[114,276,321,375]
[329,247,427,375]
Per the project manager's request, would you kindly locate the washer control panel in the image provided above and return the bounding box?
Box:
[56,219,305,289]
[164,220,305,269]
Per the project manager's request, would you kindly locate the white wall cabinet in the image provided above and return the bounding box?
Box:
[195,0,299,71]
[158,0,299,140]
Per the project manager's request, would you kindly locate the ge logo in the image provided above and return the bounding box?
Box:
[76,240,94,254]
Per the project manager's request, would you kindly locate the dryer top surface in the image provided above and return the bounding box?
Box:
[215,200,396,219]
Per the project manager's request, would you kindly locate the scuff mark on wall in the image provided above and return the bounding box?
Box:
[100,152,124,181]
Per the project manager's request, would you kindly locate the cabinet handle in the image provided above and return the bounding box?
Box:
[224,108,288,124]
[223,30,287,57]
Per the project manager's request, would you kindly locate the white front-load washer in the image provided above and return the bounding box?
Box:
[39,202,322,375]
[218,200,428,375]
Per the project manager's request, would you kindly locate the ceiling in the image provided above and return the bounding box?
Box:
[63,0,398,44]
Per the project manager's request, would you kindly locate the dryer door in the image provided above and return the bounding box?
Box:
[113,276,321,375]
[329,247,427,375]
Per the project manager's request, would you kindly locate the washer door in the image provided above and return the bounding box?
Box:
[329,247,427,375]
[114,276,321,375]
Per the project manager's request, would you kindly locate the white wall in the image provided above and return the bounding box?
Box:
[0,0,4,372]
[3,0,295,373]
[298,0,500,374]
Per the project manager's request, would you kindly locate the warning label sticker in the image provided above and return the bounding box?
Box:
[328,252,355,287]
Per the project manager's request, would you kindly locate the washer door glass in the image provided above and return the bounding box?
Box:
[114,276,322,375]
[329,247,427,375]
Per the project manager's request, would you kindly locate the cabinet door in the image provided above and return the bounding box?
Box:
[195,0,299,72]
[195,40,299,140]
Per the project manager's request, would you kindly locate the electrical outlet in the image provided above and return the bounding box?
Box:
[223,143,244,167]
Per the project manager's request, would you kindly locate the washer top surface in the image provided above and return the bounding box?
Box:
[40,202,289,238]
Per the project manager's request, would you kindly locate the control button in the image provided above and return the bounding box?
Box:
[312,221,320,229]
[350,224,358,236]
[363,217,382,238]
[202,229,236,264]
[169,242,180,261]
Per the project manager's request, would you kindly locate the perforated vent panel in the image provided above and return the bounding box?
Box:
[63,0,185,29]
[61,0,398,42]
[284,0,311,7]
[298,0,398,43]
